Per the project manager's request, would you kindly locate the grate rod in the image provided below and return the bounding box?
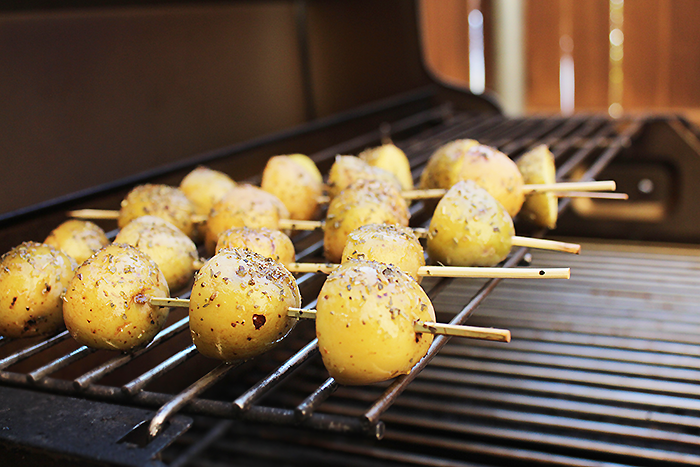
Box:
[295,377,338,421]
[122,344,199,396]
[0,330,71,370]
[149,361,241,438]
[73,316,190,390]
[26,345,96,383]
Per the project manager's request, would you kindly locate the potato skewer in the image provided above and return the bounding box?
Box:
[148,293,510,342]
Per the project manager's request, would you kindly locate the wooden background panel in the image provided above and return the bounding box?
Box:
[570,1,609,110]
[524,0,561,110]
[668,0,700,107]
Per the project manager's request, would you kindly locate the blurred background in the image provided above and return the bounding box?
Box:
[422,0,700,119]
[1,0,697,215]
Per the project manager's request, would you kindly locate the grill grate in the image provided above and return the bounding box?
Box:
[0,108,688,466]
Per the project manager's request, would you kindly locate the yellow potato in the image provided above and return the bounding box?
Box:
[0,242,77,338]
[359,143,414,190]
[324,180,409,263]
[419,139,479,190]
[119,184,197,239]
[189,248,300,361]
[179,166,236,216]
[44,219,109,264]
[427,180,515,266]
[517,144,558,229]
[316,259,435,385]
[205,184,290,255]
[341,223,425,282]
[63,243,170,351]
[326,155,402,199]
[420,141,524,217]
[261,154,323,221]
[215,227,296,266]
[114,216,199,292]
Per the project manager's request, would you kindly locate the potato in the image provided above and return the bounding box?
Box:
[44,219,109,264]
[316,259,435,385]
[427,180,514,266]
[419,141,524,217]
[326,155,402,199]
[189,248,300,361]
[419,139,479,190]
[359,143,413,190]
[179,166,236,216]
[341,224,424,282]
[119,184,197,239]
[516,144,558,229]
[0,242,77,338]
[324,180,409,263]
[115,216,199,292]
[205,184,290,255]
[63,243,169,351]
[216,227,296,266]
[261,154,323,221]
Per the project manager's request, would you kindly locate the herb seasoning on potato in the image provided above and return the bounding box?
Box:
[0,242,77,338]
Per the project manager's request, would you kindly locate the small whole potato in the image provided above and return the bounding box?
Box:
[419,139,479,190]
[115,216,199,292]
[427,180,515,267]
[179,166,236,216]
[326,155,402,199]
[0,242,77,338]
[63,243,170,351]
[119,184,197,239]
[204,184,290,255]
[324,180,409,263]
[261,154,323,221]
[44,219,109,264]
[215,227,296,266]
[517,144,558,229]
[341,223,425,282]
[419,141,524,217]
[189,248,300,361]
[316,259,435,385]
[359,143,414,190]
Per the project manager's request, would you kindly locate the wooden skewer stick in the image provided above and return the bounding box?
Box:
[68,209,120,220]
[148,298,510,342]
[286,262,570,279]
[511,236,581,254]
[411,228,580,255]
[553,191,628,200]
[317,180,619,203]
[287,308,511,342]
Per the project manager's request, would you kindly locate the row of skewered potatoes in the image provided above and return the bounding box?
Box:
[0,140,563,385]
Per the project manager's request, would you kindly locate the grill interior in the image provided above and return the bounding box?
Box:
[2,102,700,466]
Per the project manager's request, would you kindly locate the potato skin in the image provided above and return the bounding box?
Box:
[0,242,77,338]
[44,220,109,265]
[419,139,479,190]
[427,180,514,266]
[359,143,414,190]
[419,141,524,217]
[517,144,558,229]
[63,243,169,351]
[341,224,425,282]
[261,154,323,221]
[119,184,197,239]
[215,227,296,266]
[316,260,435,385]
[189,248,300,361]
[324,180,409,263]
[205,184,290,255]
[326,155,402,199]
[115,216,199,292]
[180,166,236,216]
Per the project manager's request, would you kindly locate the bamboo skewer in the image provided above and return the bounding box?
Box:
[147,298,510,342]
[316,180,620,203]
[286,262,570,279]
